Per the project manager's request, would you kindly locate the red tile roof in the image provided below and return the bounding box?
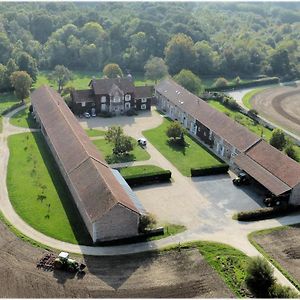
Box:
[31,86,140,223]
[155,78,261,152]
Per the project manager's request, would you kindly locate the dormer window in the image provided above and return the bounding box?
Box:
[125,94,131,101]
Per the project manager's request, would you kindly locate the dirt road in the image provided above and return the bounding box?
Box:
[0,219,233,298]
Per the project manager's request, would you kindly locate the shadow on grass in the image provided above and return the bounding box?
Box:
[106,153,137,164]
[32,132,93,246]
[11,108,39,129]
[166,139,189,156]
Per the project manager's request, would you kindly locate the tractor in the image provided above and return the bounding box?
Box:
[53,252,86,273]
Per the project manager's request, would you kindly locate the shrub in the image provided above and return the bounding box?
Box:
[234,205,300,221]
[139,213,157,233]
[191,164,228,176]
[214,77,229,88]
[285,142,298,161]
[223,96,240,111]
[123,170,172,186]
[270,129,286,151]
[269,283,299,298]
[248,108,258,116]
[245,256,275,298]
[126,108,138,116]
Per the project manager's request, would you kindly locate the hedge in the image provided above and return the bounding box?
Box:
[1,102,24,116]
[234,205,300,221]
[123,170,172,186]
[205,77,280,92]
[191,163,229,177]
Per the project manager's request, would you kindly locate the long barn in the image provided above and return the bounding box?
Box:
[31,85,144,243]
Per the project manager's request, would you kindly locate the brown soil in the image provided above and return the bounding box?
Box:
[253,224,300,284]
[251,84,300,136]
[0,221,234,298]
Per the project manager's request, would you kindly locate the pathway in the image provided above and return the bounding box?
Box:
[0,105,299,290]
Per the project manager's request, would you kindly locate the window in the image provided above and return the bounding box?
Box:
[113,95,121,103]
[125,102,131,110]
[141,104,147,110]
[101,96,106,103]
[125,94,131,101]
[81,102,86,107]
[141,98,147,103]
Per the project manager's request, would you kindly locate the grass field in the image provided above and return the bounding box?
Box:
[7,132,92,245]
[10,107,39,129]
[85,128,106,137]
[0,92,19,114]
[208,100,273,141]
[93,138,150,163]
[143,117,223,176]
[119,165,165,177]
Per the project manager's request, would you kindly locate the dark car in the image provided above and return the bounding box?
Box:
[232,172,251,186]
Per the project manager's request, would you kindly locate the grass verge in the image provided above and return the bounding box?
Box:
[147,223,186,241]
[7,132,92,245]
[143,117,223,176]
[162,240,250,297]
[93,138,150,163]
[242,88,266,109]
[119,165,165,177]
[248,227,300,290]
[85,128,106,137]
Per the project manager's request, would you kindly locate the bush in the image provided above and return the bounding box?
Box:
[223,96,240,111]
[214,77,229,88]
[139,213,157,233]
[234,205,300,221]
[123,170,172,186]
[245,256,275,298]
[191,164,228,176]
[248,108,258,116]
[269,283,299,298]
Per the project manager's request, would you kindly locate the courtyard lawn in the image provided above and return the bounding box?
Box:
[92,138,150,164]
[10,107,39,129]
[207,100,273,141]
[85,128,106,137]
[143,117,223,176]
[119,165,165,177]
[7,132,92,245]
[0,92,20,115]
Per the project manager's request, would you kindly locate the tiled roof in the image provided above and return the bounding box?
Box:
[155,78,261,152]
[31,86,140,223]
[71,89,96,103]
[90,78,135,95]
[135,86,153,99]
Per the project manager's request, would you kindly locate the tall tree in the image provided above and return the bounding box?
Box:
[10,71,32,103]
[270,129,286,151]
[30,13,54,44]
[16,52,38,82]
[164,33,196,75]
[173,69,203,94]
[144,56,168,83]
[103,63,123,78]
[48,65,73,93]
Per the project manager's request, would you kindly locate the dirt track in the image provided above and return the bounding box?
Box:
[251,84,300,136]
[0,220,233,298]
[253,225,300,285]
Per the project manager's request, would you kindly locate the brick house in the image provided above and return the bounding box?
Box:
[155,78,300,204]
[71,77,153,115]
[31,85,145,243]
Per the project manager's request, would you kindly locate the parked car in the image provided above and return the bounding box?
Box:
[83,112,91,118]
[138,138,147,147]
[232,172,251,186]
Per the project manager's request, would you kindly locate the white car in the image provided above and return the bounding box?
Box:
[138,138,147,147]
[83,112,91,118]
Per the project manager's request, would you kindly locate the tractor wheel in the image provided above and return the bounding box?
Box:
[53,260,63,270]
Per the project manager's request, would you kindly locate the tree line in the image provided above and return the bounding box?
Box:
[0,2,300,93]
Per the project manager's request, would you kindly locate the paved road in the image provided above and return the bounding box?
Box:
[0,106,299,289]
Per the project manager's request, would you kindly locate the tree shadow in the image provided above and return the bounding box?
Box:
[32,132,93,246]
[166,139,189,156]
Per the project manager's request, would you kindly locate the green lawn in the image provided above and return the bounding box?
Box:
[242,88,266,109]
[7,132,92,245]
[208,100,273,141]
[119,164,165,177]
[85,128,106,137]
[10,107,39,129]
[148,223,186,241]
[92,138,150,164]
[163,241,251,297]
[143,117,223,176]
